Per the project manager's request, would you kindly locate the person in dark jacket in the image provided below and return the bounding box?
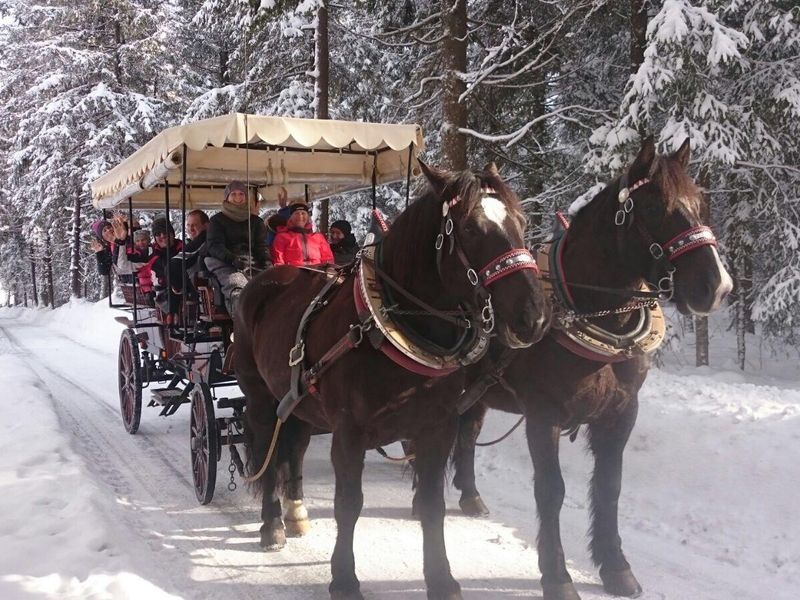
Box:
[167,209,209,294]
[205,181,268,315]
[89,219,115,276]
[329,219,359,266]
[272,202,334,266]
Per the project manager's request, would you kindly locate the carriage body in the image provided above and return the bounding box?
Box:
[92,113,423,504]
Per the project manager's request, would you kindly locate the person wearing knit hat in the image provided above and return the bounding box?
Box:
[329,219,359,266]
[89,219,117,276]
[205,180,268,316]
[271,202,334,267]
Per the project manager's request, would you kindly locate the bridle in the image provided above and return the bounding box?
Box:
[614,171,717,301]
[435,187,539,333]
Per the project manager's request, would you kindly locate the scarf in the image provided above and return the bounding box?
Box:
[222,199,251,222]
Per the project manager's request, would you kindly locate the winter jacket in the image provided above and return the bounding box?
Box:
[272,224,334,267]
[207,212,268,269]
[95,247,113,276]
[150,240,184,288]
[331,233,359,266]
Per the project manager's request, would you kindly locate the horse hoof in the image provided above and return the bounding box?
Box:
[601,568,642,597]
[542,582,581,600]
[259,520,286,551]
[330,589,363,600]
[285,517,310,537]
[283,499,311,537]
[427,593,462,600]
[458,495,490,517]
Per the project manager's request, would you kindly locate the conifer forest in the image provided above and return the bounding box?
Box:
[1,1,798,367]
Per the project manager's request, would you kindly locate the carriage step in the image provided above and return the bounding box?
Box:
[217,396,246,410]
[149,388,185,405]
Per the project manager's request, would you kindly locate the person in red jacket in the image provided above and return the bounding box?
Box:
[272,202,334,266]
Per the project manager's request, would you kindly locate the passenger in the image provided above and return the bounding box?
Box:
[329,219,359,266]
[272,202,334,267]
[167,209,209,294]
[129,230,155,294]
[266,186,291,247]
[150,217,183,290]
[89,219,115,276]
[205,181,269,316]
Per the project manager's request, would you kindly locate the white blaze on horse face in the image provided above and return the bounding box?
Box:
[481,196,508,229]
[710,246,733,310]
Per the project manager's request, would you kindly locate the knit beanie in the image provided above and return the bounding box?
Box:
[152,217,175,238]
[224,180,247,200]
[91,219,110,240]
[330,220,351,236]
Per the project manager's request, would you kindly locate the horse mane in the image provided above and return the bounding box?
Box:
[649,155,703,217]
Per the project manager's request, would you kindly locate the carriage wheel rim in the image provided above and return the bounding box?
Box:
[119,338,135,426]
[191,391,209,495]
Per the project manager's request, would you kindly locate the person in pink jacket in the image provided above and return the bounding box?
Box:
[271,202,334,267]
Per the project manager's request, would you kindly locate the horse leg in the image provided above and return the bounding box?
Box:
[452,402,490,517]
[527,418,580,600]
[414,421,463,600]
[328,428,366,600]
[236,352,285,550]
[587,400,642,597]
[279,415,312,537]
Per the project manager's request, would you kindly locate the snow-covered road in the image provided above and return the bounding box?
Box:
[1,303,797,600]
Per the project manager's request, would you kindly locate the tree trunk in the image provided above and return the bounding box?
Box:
[440,0,468,171]
[70,193,83,298]
[29,242,38,306]
[45,231,55,308]
[695,316,709,367]
[315,1,331,234]
[630,0,647,74]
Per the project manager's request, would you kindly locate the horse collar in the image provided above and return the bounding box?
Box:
[355,245,490,377]
[539,237,666,363]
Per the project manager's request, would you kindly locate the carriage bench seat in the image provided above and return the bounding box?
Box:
[193,272,231,322]
[120,282,155,307]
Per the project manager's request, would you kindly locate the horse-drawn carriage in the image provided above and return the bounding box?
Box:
[91,113,423,505]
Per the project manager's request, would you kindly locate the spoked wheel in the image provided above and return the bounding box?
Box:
[190,384,218,505]
[118,329,142,434]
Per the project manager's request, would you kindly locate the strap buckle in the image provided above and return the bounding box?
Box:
[288,343,305,367]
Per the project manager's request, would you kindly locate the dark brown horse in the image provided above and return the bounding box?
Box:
[447,138,733,600]
[234,163,548,600]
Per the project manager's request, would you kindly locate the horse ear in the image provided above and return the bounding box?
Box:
[673,137,691,168]
[483,161,500,177]
[418,159,450,197]
[630,135,656,179]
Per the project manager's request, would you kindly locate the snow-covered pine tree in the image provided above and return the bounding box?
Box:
[0,0,180,302]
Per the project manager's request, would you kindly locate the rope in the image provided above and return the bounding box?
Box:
[375,445,415,462]
[242,419,283,483]
[475,416,524,447]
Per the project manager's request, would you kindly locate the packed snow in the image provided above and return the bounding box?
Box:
[0,300,797,599]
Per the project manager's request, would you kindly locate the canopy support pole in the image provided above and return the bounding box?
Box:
[164,181,171,331]
[371,154,377,210]
[181,144,188,331]
[129,197,138,326]
[405,144,413,209]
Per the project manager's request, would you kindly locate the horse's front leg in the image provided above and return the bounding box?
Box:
[329,427,366,600]
[278,415,312,536]
[527,417,579,600]
[414,419,462,600]
[452,402,490,517]
[587,398,642,597]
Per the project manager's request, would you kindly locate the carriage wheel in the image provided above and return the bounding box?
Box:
[190,384,218,505]
[118,329,142,434]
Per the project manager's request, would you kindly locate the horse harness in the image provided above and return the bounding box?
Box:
[276,189,539,421]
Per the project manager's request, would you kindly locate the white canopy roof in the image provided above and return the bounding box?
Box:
[91,113,424,210]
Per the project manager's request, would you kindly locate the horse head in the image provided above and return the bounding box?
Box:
[609,137,733,315]
[415,161,549,348]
